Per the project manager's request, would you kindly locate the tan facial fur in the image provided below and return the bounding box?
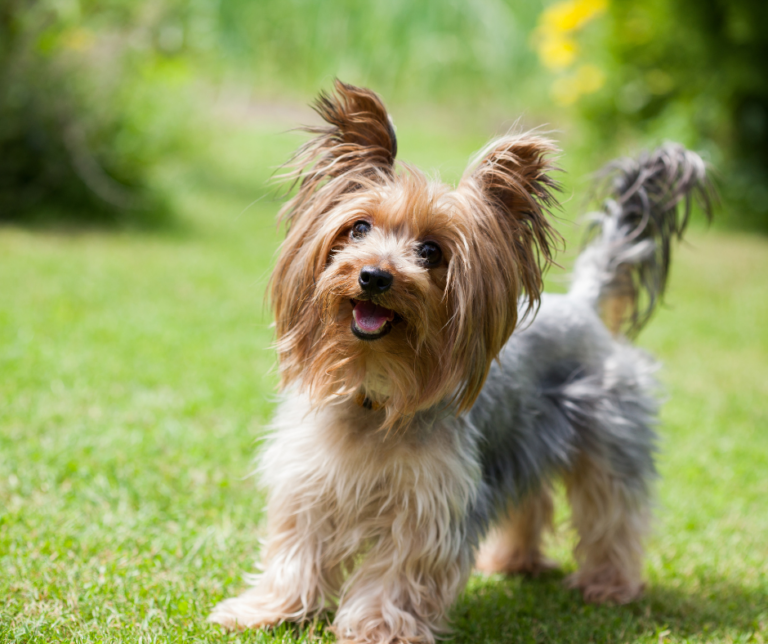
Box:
[269,80,561,430]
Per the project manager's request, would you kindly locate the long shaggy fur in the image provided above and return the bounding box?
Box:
[571,144,714,336]
[475,487,556,576]
[270,81,561,429]
[210,82,712,644]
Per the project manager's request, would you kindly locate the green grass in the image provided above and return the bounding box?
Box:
[1,112,767,643]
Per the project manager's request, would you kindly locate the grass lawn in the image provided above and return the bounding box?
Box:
[1,111,767,643]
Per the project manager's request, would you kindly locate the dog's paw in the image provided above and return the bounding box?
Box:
[566,570,644,604]
[333,625,432,644]
[476,547,558,577]
[333,607,437,644]
[503,551,559,577]
[208,594,289,631]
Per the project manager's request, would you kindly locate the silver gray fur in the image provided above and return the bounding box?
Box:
[451,144,712,542]
[208,145,713,635]
[462,293,659,542]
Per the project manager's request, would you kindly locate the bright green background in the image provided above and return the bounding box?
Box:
[2,0,768,640]
[2,114,767,642]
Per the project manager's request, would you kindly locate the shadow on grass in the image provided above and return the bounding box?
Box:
[2,572,763,643]
[451,570,766,643]
[197,571,765,644]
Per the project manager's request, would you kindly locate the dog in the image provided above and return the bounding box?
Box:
[210,80,712,643]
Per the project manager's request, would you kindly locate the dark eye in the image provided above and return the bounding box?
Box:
[350,220,371,240]
[418,241,443,267]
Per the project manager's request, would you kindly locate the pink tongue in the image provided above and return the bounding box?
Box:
[353,301,395,333]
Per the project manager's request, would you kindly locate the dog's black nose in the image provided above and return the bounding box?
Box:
[359,266,393,294]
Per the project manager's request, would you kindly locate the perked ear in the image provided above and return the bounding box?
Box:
[444,134,561,414]
[270,81,397,392]
[279,79,398,226]
[463,133,561,316]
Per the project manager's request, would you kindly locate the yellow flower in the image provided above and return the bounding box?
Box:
[536,0,610,101]
[541,0,607,35]
[550,64,606,106]
[538,35,578,70]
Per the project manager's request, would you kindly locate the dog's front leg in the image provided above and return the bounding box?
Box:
[209,500,336,631]
[332,524,472,644]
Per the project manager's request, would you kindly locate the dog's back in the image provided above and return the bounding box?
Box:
[472,145,713,602]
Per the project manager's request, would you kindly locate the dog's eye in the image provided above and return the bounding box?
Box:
[350,221,371,240]
[418,241,443,267]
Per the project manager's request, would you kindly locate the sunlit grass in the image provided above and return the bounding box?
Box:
[1,114,766,643]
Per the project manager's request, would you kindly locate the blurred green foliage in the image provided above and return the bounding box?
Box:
[214,0,545,106]
[0,0,192,225]
[575,0,768,229]
[2,0,766,229]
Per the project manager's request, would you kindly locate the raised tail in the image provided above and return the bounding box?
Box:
[570,143,714,337]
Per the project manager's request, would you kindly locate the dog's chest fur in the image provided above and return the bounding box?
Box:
[259,396,481,557]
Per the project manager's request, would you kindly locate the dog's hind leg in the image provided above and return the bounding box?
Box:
[475,486,557,576]
[564,452,650,604]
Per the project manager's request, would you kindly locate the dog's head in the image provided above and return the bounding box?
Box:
[271,80,560,429]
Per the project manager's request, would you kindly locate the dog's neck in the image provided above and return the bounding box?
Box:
[352,360,462,426]
[362,363,393,397]
[356,361,393,410]
[349,389,447,442]
[354,392,384,411]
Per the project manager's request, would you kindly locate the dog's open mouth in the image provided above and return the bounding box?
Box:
[351,299,396,340]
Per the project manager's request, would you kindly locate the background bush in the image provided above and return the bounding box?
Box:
[2,0,766,230]
[213,0,545,106]
[0,0,192,225]
[570,0,768,229]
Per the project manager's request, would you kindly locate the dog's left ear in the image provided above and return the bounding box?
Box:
[446,134,561,413]
[462,133,561,314]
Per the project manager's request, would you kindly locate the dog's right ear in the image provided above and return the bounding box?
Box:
[279,79,397,226]
[270,81,396,391]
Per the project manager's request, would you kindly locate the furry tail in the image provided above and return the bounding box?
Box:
[570,143,714,337]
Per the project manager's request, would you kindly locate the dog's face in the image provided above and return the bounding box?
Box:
[271,81,560,428]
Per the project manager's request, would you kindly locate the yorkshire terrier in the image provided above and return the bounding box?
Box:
[210,80,712,643]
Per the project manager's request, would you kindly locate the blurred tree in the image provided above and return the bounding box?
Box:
[577,0,768,229]
[0,0,189,225]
